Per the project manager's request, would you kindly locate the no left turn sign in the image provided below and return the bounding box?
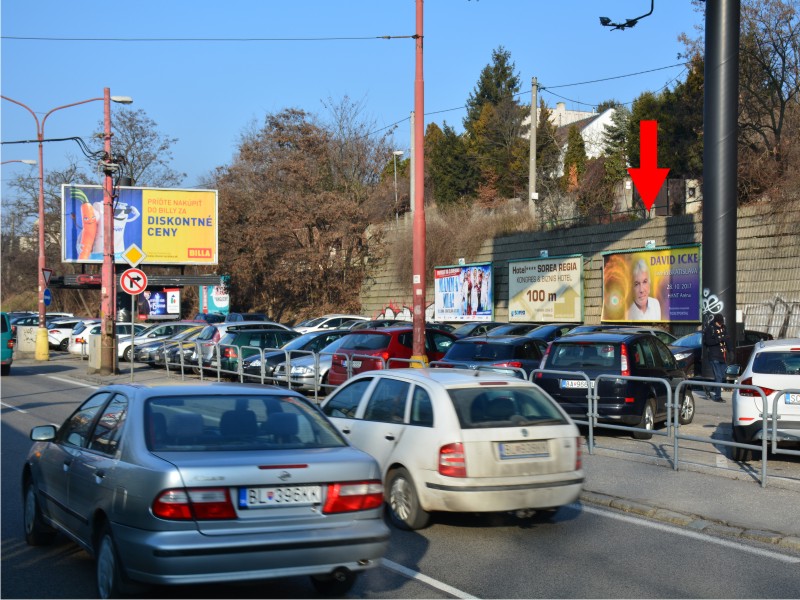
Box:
[120,268,148,295]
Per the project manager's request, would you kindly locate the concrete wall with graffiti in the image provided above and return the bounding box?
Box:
[361,203,800,338]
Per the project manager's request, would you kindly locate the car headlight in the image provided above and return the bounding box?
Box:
[674,351,693,361]
[248,359,262,368]
[291,365,314,375]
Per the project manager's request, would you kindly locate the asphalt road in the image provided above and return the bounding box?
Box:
[2,361,800,598]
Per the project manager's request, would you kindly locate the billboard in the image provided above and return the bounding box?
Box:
[601,245,702,323]
[62,185,218,265]
[199,284,230,316]
[137,288,181,320]
[508,255,583,323]
[434,263,493,322]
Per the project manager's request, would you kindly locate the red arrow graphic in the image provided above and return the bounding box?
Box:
[627,120,669,211]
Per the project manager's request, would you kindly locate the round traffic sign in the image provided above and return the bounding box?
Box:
[120,268,148,295]
[43,288,52,306]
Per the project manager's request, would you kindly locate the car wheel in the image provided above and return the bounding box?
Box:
[122,346,132,362]
[96,525,144,599]
[633,399,656,440]
[309,570,359,596]
[59,339,69,351]
[678,389,696,425]
[23,482,55,546]
[731,428,761,462]
[387,467,430,530]
[0,364,9,376]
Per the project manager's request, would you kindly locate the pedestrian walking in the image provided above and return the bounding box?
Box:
[703,313,731,402]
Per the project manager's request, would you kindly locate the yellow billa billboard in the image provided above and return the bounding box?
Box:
[508,255,583,322]
[62,185,218,265]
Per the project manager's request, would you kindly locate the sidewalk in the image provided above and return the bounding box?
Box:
[17,355,800,553]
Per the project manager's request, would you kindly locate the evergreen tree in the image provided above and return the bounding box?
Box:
[562,125,587,191]
[464,46,521,134]
[426,122,478,206]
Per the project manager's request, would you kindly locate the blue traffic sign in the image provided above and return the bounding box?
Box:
[43,288,52,306]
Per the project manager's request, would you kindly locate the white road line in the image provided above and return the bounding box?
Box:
[45,376,98,389]
[0,402,27,414]
[578,503,800,564]
[381,558,478,599]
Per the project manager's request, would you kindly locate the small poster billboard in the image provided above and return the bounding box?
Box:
[434,262,493,322]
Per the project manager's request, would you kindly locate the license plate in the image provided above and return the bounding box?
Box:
[785,393,800,405]
[239,486,322,508]
[344,359,362,368]
[500,440,550,459]
[561,379,590,389]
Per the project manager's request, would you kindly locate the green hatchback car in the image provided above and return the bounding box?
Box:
[211,328,301,376]
[1,312,14,376]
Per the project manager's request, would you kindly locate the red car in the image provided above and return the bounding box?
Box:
[327,326,456,386]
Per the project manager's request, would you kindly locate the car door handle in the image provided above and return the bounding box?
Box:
[95,470,106,479]
[341,427,351,434]
[385,434,395,441]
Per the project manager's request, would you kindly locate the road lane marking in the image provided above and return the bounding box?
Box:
[578,503,799,563]
[381,558,477,599]
[45,376,98,389]
[1,402,27,414]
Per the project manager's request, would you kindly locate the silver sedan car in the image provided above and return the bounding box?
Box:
[22,383,389,598]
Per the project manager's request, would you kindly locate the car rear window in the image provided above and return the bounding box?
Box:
[146,394,347,451]
[446,340,516,361]
[339,332,391,351]
[447,387,567,429]
[752,351,800,375]
[547,342,619,369]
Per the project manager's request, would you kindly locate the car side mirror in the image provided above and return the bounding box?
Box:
[30,424,57,441]
[725,364,741,382]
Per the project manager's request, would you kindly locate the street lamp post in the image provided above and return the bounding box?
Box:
[1,159,37,166]
[392,150,404,225]
[1,92,132,365]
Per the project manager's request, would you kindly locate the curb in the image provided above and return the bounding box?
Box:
[580,490,800,553]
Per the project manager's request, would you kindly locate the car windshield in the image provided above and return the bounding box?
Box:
[673,332,701,347]
[146,393,347,451]
[752,350,800,375]
[547,342,619,369]
[446,341,516,361]
[281,331,328,351]
[297,317,325,328]
[339,332,391,351]
[447,386,567,429]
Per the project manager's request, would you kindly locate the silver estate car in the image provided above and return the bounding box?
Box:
[22,383,389,598]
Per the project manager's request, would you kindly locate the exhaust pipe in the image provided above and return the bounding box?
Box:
[331,567,351,582]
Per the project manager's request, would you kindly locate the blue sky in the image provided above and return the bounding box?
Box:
[2,0,704,190]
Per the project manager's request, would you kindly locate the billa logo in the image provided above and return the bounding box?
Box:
[188,248,212,259]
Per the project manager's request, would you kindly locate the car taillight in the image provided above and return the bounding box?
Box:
[377,351,390,368]
[153,488,236,520]
[620,344,630,376]
[76,337,85,344]
[494,361,523,369]
[323,481,383,513]
[738,377,775,397]
[7,339,14,349]
[48,329,59,334]
[223,347,238,358]
[439,442,466,478]
[575,437,582,470]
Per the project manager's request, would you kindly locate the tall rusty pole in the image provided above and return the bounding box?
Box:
[411,0,427,363]
[100,88,117,374]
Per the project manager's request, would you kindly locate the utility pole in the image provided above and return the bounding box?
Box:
[411,0,427,363]
[528,77,538,217]
[100,88,118,375]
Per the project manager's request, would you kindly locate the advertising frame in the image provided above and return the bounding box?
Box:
[508,254,584,323]
[601,244,702,324]
[61,184,218,266]
[434,262,494,322]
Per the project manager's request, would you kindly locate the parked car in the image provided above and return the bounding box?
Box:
[273,334,352,394]
[241,329,350,382]
[730,338,800,461]
[320,368,584,530]
[22,383,390,597]
[192,312,226,324]
[69,322,147,358]
[152,325,207,368]
[668,329,774,379]
[450,321,507,339]
[133,325,204,366]
[65,319,102,357]
[225,312,270,322]
[47,318,90,351]
[186,321,292,373]
[525,323,579,343]
[437,335,545,378]
[1,312,14,376]
[117,321,203,362]
[535,331,695,439]
[327,327,456,387]
[349,319,407,330]
[486,323,542,337]
[294,314,368,334]
[211,328,301,375]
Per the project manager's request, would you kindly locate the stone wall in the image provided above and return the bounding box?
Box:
[360,203,800,339]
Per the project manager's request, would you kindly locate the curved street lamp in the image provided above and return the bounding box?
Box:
[1,159,37,166]
[1,91,132,366]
